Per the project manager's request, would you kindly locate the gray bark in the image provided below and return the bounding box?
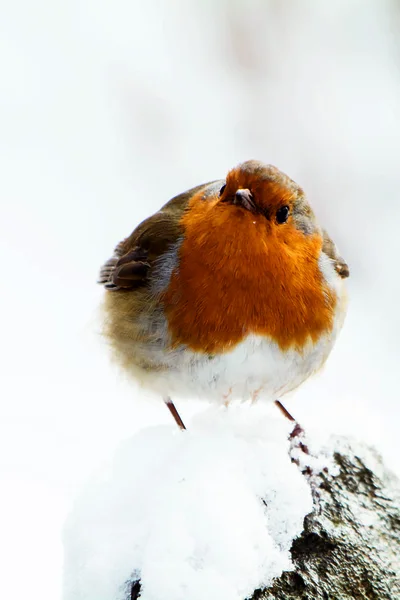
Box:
[254,438,400,600]
[129,438,400,600]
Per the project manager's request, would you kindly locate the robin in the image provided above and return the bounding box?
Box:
[99,160,349,429]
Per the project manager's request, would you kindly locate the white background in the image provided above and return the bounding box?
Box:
[1,1,400,599]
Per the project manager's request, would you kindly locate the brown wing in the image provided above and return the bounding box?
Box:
[98,180,222,290]
[322,229,349,279]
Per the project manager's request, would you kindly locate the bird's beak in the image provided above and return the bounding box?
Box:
[232,188,256,212]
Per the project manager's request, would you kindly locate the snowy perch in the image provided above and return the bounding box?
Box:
[63,407,400,600]
[257,438,400,599]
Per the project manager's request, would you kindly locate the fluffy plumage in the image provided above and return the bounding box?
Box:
[99,161,349,405]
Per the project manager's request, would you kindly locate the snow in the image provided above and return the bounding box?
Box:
[63,405,316,600]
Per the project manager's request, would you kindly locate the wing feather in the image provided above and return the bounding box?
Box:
[98,180,220,290]
[322,229,349,279]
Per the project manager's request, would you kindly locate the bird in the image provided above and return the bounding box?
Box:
[98,160,349,429]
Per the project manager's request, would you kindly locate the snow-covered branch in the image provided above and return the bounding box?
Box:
[63,407,400,600]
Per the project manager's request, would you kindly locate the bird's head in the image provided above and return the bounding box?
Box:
[216,160,318,238]
[180,160,322,272]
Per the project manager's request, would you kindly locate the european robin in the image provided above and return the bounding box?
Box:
[99,160,349,429]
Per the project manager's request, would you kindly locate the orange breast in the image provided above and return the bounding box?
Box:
[162,193,336,354]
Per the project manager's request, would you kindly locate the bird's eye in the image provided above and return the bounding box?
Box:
[219,184,226,197]
[276,205,290,224]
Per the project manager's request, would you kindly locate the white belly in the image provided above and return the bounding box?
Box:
[133,292,346,403]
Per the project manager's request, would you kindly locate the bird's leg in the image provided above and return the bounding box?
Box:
[164,397,186,430]
[275,400,309,458]
[274,399,296,422]
[275,399,305,439]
